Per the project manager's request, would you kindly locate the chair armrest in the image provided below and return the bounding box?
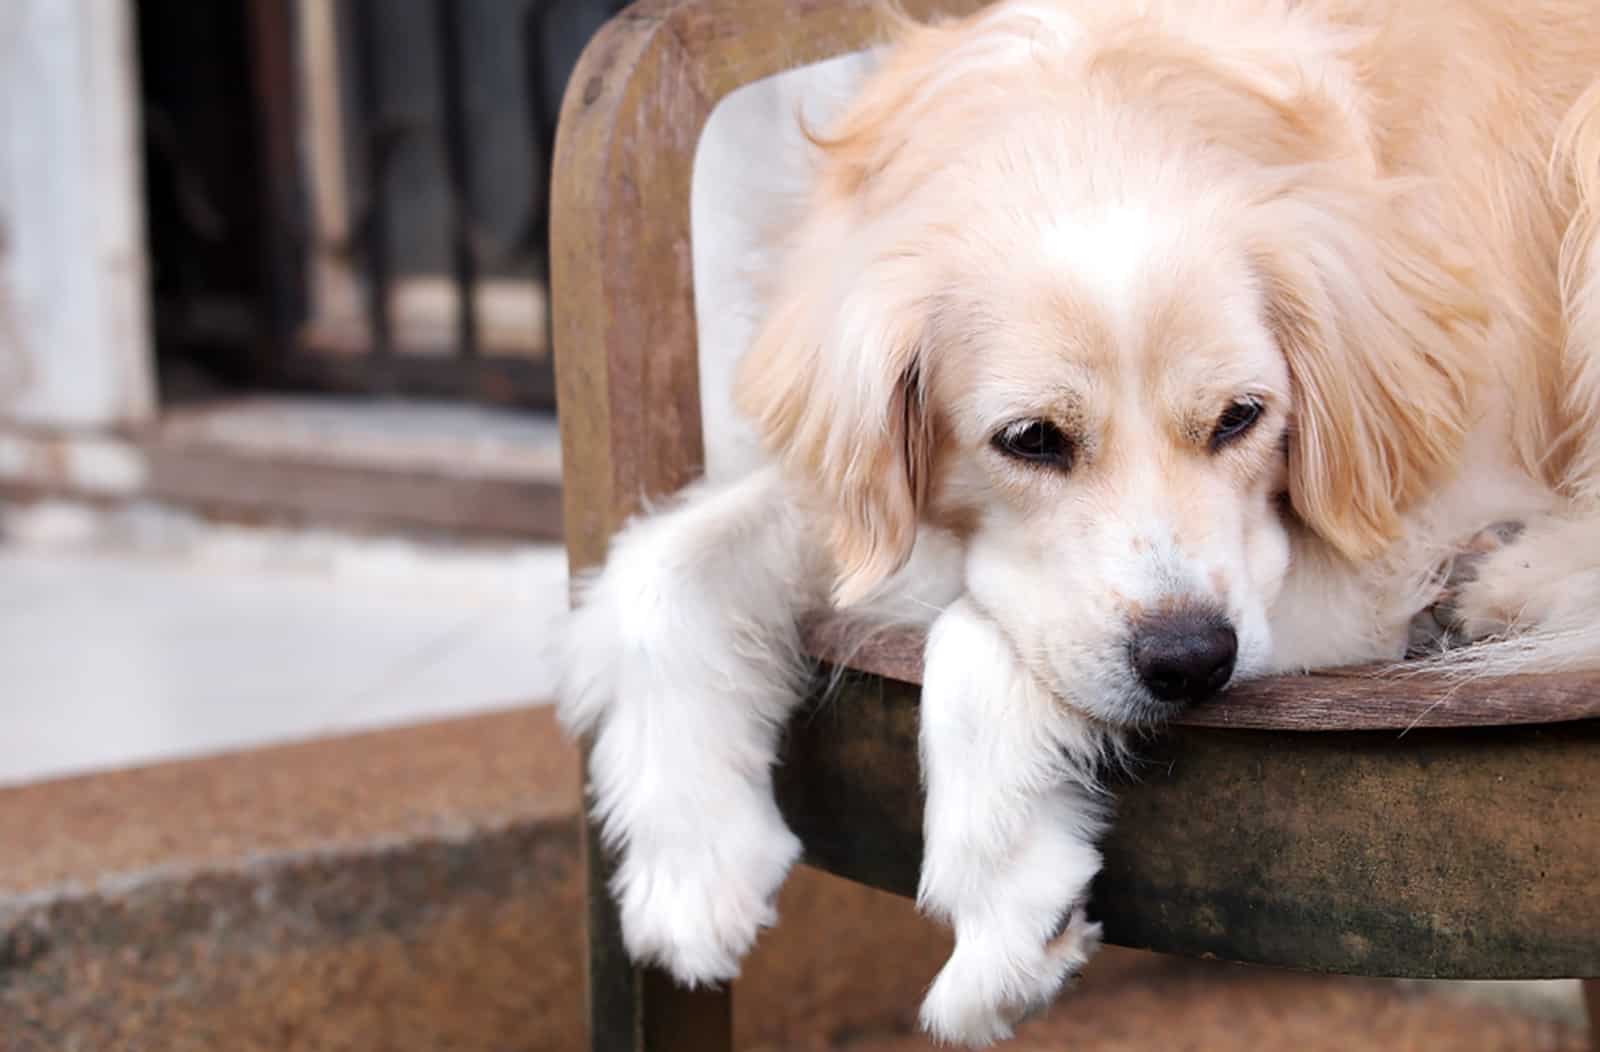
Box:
[802,614,1600,729]
[775,668,1600,977]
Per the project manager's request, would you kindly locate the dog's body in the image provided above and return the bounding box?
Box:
[561,0,1600,1043]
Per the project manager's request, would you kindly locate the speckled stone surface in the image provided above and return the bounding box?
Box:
[0,708,585,1051]
[1,707,1587,1051]
[0,708,576,900]
[833,947,1592,1052]
[0,707,957,1051]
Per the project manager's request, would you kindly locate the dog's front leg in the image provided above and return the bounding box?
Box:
[915,595,1113,1047]
[559,468,824,985]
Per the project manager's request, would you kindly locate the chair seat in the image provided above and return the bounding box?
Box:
[802,614,1600,731]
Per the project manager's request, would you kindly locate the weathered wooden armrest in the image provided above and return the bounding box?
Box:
[782,613,1600,978]
[801,613,1600,729]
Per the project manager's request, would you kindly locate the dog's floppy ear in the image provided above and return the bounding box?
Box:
[1251,181,1482,560]
[732,8,970,607]
[735,227,936,607]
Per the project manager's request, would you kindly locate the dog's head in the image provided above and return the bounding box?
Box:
[737,2,1479,724]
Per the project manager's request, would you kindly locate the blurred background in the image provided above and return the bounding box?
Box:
[1,0,604,780]
[0,2,1590,1049]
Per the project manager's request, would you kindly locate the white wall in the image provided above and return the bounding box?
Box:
[0,0,154,430]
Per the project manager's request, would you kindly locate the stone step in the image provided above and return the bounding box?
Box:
[814,948,1590,1051]
[2,706,1588,1051]
[0,706,952,1051]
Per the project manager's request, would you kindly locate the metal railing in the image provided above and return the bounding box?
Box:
[146,0,629,409]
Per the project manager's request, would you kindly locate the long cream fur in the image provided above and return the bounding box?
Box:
[560,0,1600,1044]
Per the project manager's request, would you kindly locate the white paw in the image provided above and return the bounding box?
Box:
[918,905,1102,1047]
[611,808,803,985]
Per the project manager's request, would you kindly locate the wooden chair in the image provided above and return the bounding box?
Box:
[550,1,1600,1047]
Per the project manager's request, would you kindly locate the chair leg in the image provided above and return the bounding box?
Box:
[1583,979,1599,1052]
[582,790,734,1052]
[638,970,734,1052]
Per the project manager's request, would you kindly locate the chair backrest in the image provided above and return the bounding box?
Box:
[551,0,981,578]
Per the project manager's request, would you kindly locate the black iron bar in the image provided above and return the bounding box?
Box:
[434,0,480,359]
[352,0,393,361]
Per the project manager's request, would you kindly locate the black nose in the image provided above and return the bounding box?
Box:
[1129,609,1237,705]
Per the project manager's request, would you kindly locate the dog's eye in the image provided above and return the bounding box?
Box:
[992,419,1073,468]
[1209,399,1263,451]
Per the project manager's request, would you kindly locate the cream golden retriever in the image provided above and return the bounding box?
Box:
[560,0,1600,1043]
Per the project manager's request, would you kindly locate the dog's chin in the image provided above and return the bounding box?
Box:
[1058,680,1189,729]
[1107,695,1190,729]
[1045,653,1239,728]
[1110,680,1241,728]
[1132,693,1196,725]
